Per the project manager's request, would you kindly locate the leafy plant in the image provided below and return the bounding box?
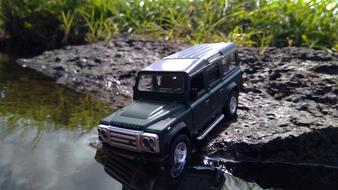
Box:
[0,0,337,51]
[61,10,75,44]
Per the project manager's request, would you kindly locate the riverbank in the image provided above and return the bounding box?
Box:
[17,36,338,166]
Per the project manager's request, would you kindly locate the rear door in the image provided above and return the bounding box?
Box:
[209,51,241,114]
[220,50,242,91]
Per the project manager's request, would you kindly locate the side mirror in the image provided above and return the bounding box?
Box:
[190,88,198,101]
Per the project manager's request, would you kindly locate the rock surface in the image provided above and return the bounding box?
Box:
[19,36,189,108]
[205,47,338,166]
[18,36,338,165]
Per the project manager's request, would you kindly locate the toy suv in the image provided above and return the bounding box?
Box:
[98,43,243,178]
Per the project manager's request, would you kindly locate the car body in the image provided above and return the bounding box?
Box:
[98,42,243,178]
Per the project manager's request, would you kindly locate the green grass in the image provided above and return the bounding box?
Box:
[0,0,337,51]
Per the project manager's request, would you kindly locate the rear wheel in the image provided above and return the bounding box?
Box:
[224,90,238,119]
[168,134,191,179]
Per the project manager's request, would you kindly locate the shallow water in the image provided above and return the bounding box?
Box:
[1,53,337,190]
[0,54,122,190]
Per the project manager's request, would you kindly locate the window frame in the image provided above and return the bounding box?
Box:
[205,62,221,89]
[219,50,239,77]
[137,74,185,94]
[135,71,188,97]
[189,71,207,100]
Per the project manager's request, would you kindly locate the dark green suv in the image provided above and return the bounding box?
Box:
[98,43,243,178]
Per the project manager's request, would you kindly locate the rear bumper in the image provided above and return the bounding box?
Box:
[101,140,169,163]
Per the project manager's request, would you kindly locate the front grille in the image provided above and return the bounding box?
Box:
[98,124,142,152]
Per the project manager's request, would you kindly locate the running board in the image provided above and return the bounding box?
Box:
[197,114,224,140]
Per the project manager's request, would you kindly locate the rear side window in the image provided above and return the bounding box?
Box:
[206,63,220,85]
[221,52,237,75]
[229,52,237,70]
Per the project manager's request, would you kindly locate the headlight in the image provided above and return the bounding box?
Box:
[140,133,160,153]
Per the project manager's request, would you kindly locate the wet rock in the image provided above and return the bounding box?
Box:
[17,36,338,166]
[312,65,338,75]
[17,35,189,106]
[206,47,338,166]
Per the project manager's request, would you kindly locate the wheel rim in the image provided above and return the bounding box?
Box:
[229,95,237,114]
[171,142,187,178]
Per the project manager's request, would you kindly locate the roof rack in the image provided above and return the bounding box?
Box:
[142,43,236,75]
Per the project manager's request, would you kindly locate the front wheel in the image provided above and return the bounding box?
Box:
[224,90,238,119]
[168,134,191,179]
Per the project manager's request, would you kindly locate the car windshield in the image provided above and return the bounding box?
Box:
[138,74,184,94]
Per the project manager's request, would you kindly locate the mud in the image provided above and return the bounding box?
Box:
[17,35,338,165]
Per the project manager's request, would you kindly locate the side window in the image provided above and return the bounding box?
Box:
[221,52,237,75]
[206,63,220,85]
[190,73,204,94]
[229,52,237,70]
[221,57,229,75]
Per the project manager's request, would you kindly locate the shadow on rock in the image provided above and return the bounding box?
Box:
[208,126,338,166]
[205,159,338,190]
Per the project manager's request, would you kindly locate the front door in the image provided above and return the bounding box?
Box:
[189,72,212,132]
[191,93,212,131]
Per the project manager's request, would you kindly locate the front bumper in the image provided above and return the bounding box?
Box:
[98,124,161,154]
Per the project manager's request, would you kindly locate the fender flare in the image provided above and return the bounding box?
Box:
[166,122,189,150]
[225,82,238,96]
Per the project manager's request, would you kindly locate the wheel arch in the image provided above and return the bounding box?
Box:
[166,122,191,151]
[225,82,239,96]
[223,82,239,118]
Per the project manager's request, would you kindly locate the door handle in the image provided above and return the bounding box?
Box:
[219,88,224,93]
[205,99,210,104]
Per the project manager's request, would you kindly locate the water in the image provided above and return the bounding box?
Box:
[0,54,121,190]
[1,53,337,190]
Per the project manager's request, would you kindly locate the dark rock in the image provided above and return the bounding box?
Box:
[55,57,61,62]
[312,65,338,75]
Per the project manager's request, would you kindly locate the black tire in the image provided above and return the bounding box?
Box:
[224,90,238,119]
[167,134,191,179]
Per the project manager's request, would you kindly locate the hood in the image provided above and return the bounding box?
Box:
[100,101,185,130]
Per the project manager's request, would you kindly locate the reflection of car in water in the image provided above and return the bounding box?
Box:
[94,146,263,190]
[95,147,225,190]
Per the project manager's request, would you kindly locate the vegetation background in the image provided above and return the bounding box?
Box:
[0,0,337,53]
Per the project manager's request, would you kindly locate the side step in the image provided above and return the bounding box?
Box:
[197,114,224,140]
